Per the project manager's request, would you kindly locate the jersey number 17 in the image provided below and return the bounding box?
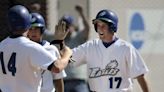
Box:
[109,77,122,89]
[0,52,17,76]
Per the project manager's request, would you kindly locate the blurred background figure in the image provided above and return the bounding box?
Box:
[61,5,90,92]
[30,2,41,13]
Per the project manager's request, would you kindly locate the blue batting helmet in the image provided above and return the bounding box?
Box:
[7,5,31,31]
[31,13,46,34]
[93,9,118,32]
[61,15,74,29]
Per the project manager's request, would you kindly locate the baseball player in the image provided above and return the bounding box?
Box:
[0,5,71,92]
[54,9,149,92]
[28,13,66,92]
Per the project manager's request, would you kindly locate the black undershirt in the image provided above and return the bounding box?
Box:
[38,40,46,46]
[9,35,23,38]
[102,37,118,48]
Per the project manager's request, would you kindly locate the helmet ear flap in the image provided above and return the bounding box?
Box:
[92,19,98,32]
[108,23,117,33]
[40,27,45,34]
[94,24,98,32]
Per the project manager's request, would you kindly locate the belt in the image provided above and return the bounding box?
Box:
[64,79,86,83]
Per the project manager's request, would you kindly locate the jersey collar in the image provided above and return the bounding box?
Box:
[102,37,118,48]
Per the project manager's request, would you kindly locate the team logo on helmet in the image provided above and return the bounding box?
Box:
[99,11,106,17]
[31,17,36,23]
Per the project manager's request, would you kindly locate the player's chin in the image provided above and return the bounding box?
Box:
[31,37,39,41]
[98,34,104,38]
[31,38,38,42]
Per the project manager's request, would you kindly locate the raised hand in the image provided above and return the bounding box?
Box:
[54,20,68,40]
[75,5,83,14]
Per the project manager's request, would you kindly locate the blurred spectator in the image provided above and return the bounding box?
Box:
[61,5,90,92]
[30,2,41,13]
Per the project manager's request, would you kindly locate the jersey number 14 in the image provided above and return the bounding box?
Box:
[0,52,16,76]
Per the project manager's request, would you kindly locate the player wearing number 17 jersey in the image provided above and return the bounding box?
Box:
[70,9,149,92]
[0,5,71,92]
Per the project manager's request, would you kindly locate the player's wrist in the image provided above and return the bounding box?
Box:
[50,40,65,50]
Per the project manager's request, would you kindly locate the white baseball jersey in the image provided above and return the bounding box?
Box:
[0,37,56,92]
[40,41,66,92]
[71,38,149,92]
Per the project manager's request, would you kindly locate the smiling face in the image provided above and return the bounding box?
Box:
[94,20,114,42]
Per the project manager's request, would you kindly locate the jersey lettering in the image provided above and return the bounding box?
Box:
[89,60,119,78]
[0,52,17,76]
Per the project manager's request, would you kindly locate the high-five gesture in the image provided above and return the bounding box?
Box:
[54,20,68,40]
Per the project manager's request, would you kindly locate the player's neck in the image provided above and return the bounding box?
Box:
[10,30,28,38]
[102,35,115,43]
[38,40,46,46]
[35,37,44,45]
[102,35,118,48]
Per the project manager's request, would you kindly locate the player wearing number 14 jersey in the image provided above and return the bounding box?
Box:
[0,5,72,92]
[70,9,149,92]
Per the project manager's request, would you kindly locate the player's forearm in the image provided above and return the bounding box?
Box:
[80,12,89,33]
[51,46,72,73]
[75,5,89,33]
[54,79,64,92]
[137,74,150,92]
